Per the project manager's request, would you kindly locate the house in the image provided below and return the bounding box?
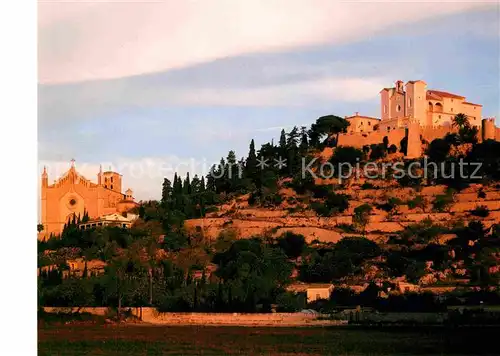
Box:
[79,212,139,230]
[287,283,334,303]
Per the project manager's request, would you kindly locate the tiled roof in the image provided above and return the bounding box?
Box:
[346,115,380,120]
[407,80,427,85]
[463,101,482,107]
[427,90,465,100]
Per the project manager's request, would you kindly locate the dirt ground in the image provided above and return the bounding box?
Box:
[38,324,500,355]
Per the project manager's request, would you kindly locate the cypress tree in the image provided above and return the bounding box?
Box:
[183,172,191,195]
[246,139,258,182]
[161,178,173,207]
[200,176,206,192]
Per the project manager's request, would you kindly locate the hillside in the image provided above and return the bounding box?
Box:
[38,115,500,313]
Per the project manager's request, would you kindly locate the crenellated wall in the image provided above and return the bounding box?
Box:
[337,128,406,149]
[337,118,499,157]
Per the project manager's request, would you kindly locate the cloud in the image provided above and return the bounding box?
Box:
[39,0,494,84]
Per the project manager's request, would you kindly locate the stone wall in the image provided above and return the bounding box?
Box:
[337,118,499,158]
[337,128,406,150]
[41,307,342,326]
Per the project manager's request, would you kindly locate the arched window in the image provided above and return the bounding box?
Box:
[435,103,443,113]
[428,102,433,112]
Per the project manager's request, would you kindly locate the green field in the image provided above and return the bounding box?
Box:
[38,324,500,355]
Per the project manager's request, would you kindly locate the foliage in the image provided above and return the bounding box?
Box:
[276,232,307,259]
[432,191,454,212]
[471,205,490,218]
[353,204,372,234]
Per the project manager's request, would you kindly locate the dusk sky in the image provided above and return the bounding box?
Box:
[38,0,499,201]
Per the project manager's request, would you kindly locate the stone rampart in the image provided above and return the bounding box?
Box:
[41,307,342,326]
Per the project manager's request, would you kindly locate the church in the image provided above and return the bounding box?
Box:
[39,160,138,239]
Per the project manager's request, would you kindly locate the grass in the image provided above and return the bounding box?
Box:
[38,324,500,355]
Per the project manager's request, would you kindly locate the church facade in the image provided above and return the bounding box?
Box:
[40,160,138,239]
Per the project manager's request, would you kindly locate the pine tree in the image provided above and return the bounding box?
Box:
[200,176,206,192]
[246,139,258,183]
[161,178,173,208]
[183,172,191,195]
[173,173,183,196]
[279,129,287,148]
[299,126,309,153]
[206,167,217,192]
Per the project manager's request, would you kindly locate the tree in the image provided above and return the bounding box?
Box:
[245,139,258,183]
[353,204,372,235]
[213,239,292,312]
[299,126,309,153]
[427,138,450,162]
[452,113,470,130]
[161,178,173,208]
[277,232,306,259]
[309,115,350,147]
[330,146,363,168]
[37,224,44,233]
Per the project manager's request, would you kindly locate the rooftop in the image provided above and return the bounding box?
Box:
[426,90,465,100]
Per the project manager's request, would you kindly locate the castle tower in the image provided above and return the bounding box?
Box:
[405,80,427,125]
[97,165,103,185]
[482,118,496,141]
[406,119,422,158]
[125,188,134,201]
[102,169,122,193]
[41,166,48,188]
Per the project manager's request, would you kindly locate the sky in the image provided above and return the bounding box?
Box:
[38,0,500,201]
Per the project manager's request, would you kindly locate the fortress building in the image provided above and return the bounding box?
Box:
[379,80,482,132]
[338,80,496,158]
[40,160,138,239]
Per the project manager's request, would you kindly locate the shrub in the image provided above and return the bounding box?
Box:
[432,193,454,212]
[376,197,403,213]
[369,143,387,160]
[311,202,331,217]
[277,232,307,258]
[325,192,350,214]
[336,223,356,233]
[399,137,408,155]
[361,182,375,190]
[353,204,372,234]
[471,205,489,218]
[427,138,451,162]
[311,184,332,199]
[407,195,426,211]
[330,146,364,167]
[276,292,305,312]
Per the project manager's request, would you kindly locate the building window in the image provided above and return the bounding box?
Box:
[111,184,113,190]
[111,177,113,183]
[451,108,453,112]
[408,98,412,107]
[396,104,401,112]
[439,115,441,119]
[383,105,387,114]
[368,122,371,126]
